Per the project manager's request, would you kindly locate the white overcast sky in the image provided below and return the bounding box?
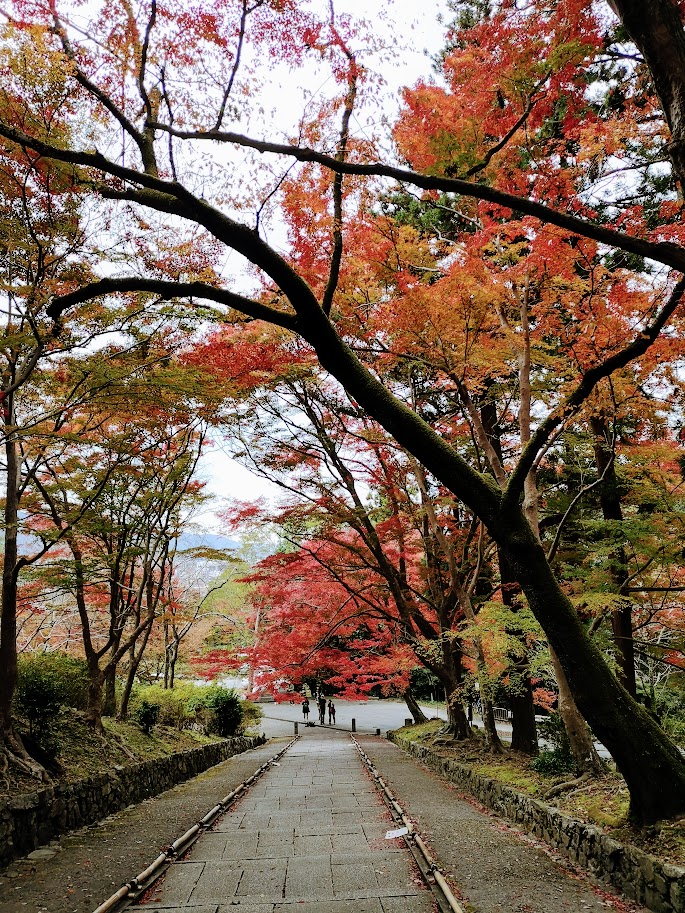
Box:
[195,0,449,532]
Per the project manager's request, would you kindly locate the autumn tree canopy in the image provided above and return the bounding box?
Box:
[1,0,685,822]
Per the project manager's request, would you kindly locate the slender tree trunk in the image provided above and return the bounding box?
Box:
[163,618,171,689]
[0,411,46,780]
[499,550,538,754]
[102,664,117,717]
[481,696,503,752]
[549,646,604,774]
[119,616,154,720]
[403,687,427,724]
[445,685,471,739]
[119,645,137,721]
[611,601,636,695]
[456,591,504,753]
[85,663,105,732]
[0,412,19,738]
[169,640,178,689]
[480,393,538,755]
[509,669,538,754]
[591,417,636,696]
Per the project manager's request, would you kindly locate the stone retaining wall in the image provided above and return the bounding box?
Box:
[389,731,685,913]
[0,734,266,867]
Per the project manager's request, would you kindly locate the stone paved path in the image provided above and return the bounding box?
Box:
[0,740,283,913]
[358,736,648,913]
[138,729,433,913]
[0,723,651,913]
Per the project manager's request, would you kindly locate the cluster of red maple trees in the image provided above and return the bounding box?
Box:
[0,0,684,824]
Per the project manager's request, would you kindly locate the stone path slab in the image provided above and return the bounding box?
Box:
[138,730,433,912]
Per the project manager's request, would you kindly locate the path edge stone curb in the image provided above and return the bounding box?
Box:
[388,729,685,913]
[0,734,266,869]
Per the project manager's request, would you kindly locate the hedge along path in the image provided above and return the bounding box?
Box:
[0,738,283,913]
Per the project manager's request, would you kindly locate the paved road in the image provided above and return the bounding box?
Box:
[257,701,612,759]
[139,728,433,912]
[132,727,637,913]
[358,735,640,913]
[0,723,639,913]
[257,700,445,738]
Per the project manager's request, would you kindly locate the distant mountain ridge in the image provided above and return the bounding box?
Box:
[176,532,239,554]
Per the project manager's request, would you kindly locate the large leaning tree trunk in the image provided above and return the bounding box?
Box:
[303,313,685,823]
[17,0,685,824]
[500,504,684,823]
[43,213,685,822]
[39,194,685,821]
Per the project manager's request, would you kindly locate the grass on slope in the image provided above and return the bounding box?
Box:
[2,711,224,799]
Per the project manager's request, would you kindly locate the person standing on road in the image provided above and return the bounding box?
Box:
[318,695,326,725]
[302,698,310,721]
[328,700,336,725]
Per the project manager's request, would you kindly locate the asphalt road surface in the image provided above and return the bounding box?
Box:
[256,699,612,758]
[257,699,445,738]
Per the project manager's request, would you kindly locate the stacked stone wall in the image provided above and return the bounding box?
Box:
[389,731,685,913]
[0,734,265,867]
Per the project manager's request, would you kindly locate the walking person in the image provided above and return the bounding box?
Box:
[318,695,326,725]
[302,698,310,721]
[328,700,336,725]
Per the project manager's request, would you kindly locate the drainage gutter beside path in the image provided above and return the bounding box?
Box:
[357,735,648,913]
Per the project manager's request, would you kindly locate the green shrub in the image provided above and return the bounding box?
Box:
[531,712,575,776]
[16,652,89,713]
[651,686,685,745]
[42,653,90,709]
[130,683,257,737]
[194,686,243,737]
[131,685,193,729]
[14,662,63,740]
[531,748,576,776]
[14,652,90,754]
[134,699,161,735]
